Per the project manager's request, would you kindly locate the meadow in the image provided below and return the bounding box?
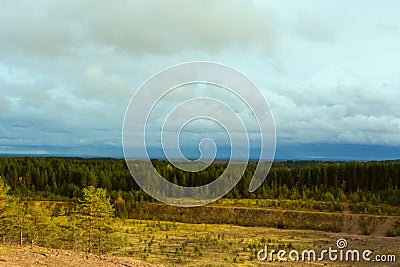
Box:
[112,218,400,266]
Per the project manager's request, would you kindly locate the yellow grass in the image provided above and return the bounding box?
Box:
[112,219,400,266]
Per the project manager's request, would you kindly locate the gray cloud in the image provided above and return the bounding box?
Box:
[66,0,275,55]
[0,0,276,59]
[0,1,77,58]
[1,0,400,156]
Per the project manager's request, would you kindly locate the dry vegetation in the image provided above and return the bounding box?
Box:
[112,219,400,266]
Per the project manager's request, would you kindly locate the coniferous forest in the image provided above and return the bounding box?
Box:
[1,156,400,254]
[0,157,400,216]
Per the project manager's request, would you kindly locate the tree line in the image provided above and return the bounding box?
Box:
[0,157,400,218]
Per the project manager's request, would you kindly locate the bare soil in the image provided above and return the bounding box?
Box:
[0,245,164,267]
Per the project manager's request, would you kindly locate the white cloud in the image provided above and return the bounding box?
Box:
[1,0,400,156]
[77,65,131,102]
[292,14,335,43]
[268,63,400,145]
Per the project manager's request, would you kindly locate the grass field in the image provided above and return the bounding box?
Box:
[112,219,400,266]
[13,199,400,266]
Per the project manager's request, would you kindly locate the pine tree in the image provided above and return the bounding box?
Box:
[24,202,58,248]
[76,186,115,254]
[0,176,11,242]
[0,176,24,244]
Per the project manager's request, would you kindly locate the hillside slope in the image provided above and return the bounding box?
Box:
[0,245,164,267]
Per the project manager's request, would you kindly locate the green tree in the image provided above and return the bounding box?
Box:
[0,176,24,244]
[76,186,115,253]
[0,176,12,242]
[24,202,59,248]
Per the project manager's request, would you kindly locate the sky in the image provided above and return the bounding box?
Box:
[1,0,400,160]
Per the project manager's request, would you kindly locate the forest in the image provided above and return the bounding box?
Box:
[1,156,400,255]
[0,156,399,218]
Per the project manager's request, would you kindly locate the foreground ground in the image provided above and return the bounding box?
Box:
[0,245,164,267]
[1,219,398,266]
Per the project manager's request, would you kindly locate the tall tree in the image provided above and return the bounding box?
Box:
[76,186,115,254]
[0,176,24,244]
[24,202,58,248]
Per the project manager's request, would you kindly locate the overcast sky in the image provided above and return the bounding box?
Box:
[1,0,400,159]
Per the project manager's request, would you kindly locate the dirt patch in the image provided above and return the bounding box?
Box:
[373,217,397,237]
[0,245,164,267]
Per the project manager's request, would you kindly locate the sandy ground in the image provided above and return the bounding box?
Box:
[0,245,164,267]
